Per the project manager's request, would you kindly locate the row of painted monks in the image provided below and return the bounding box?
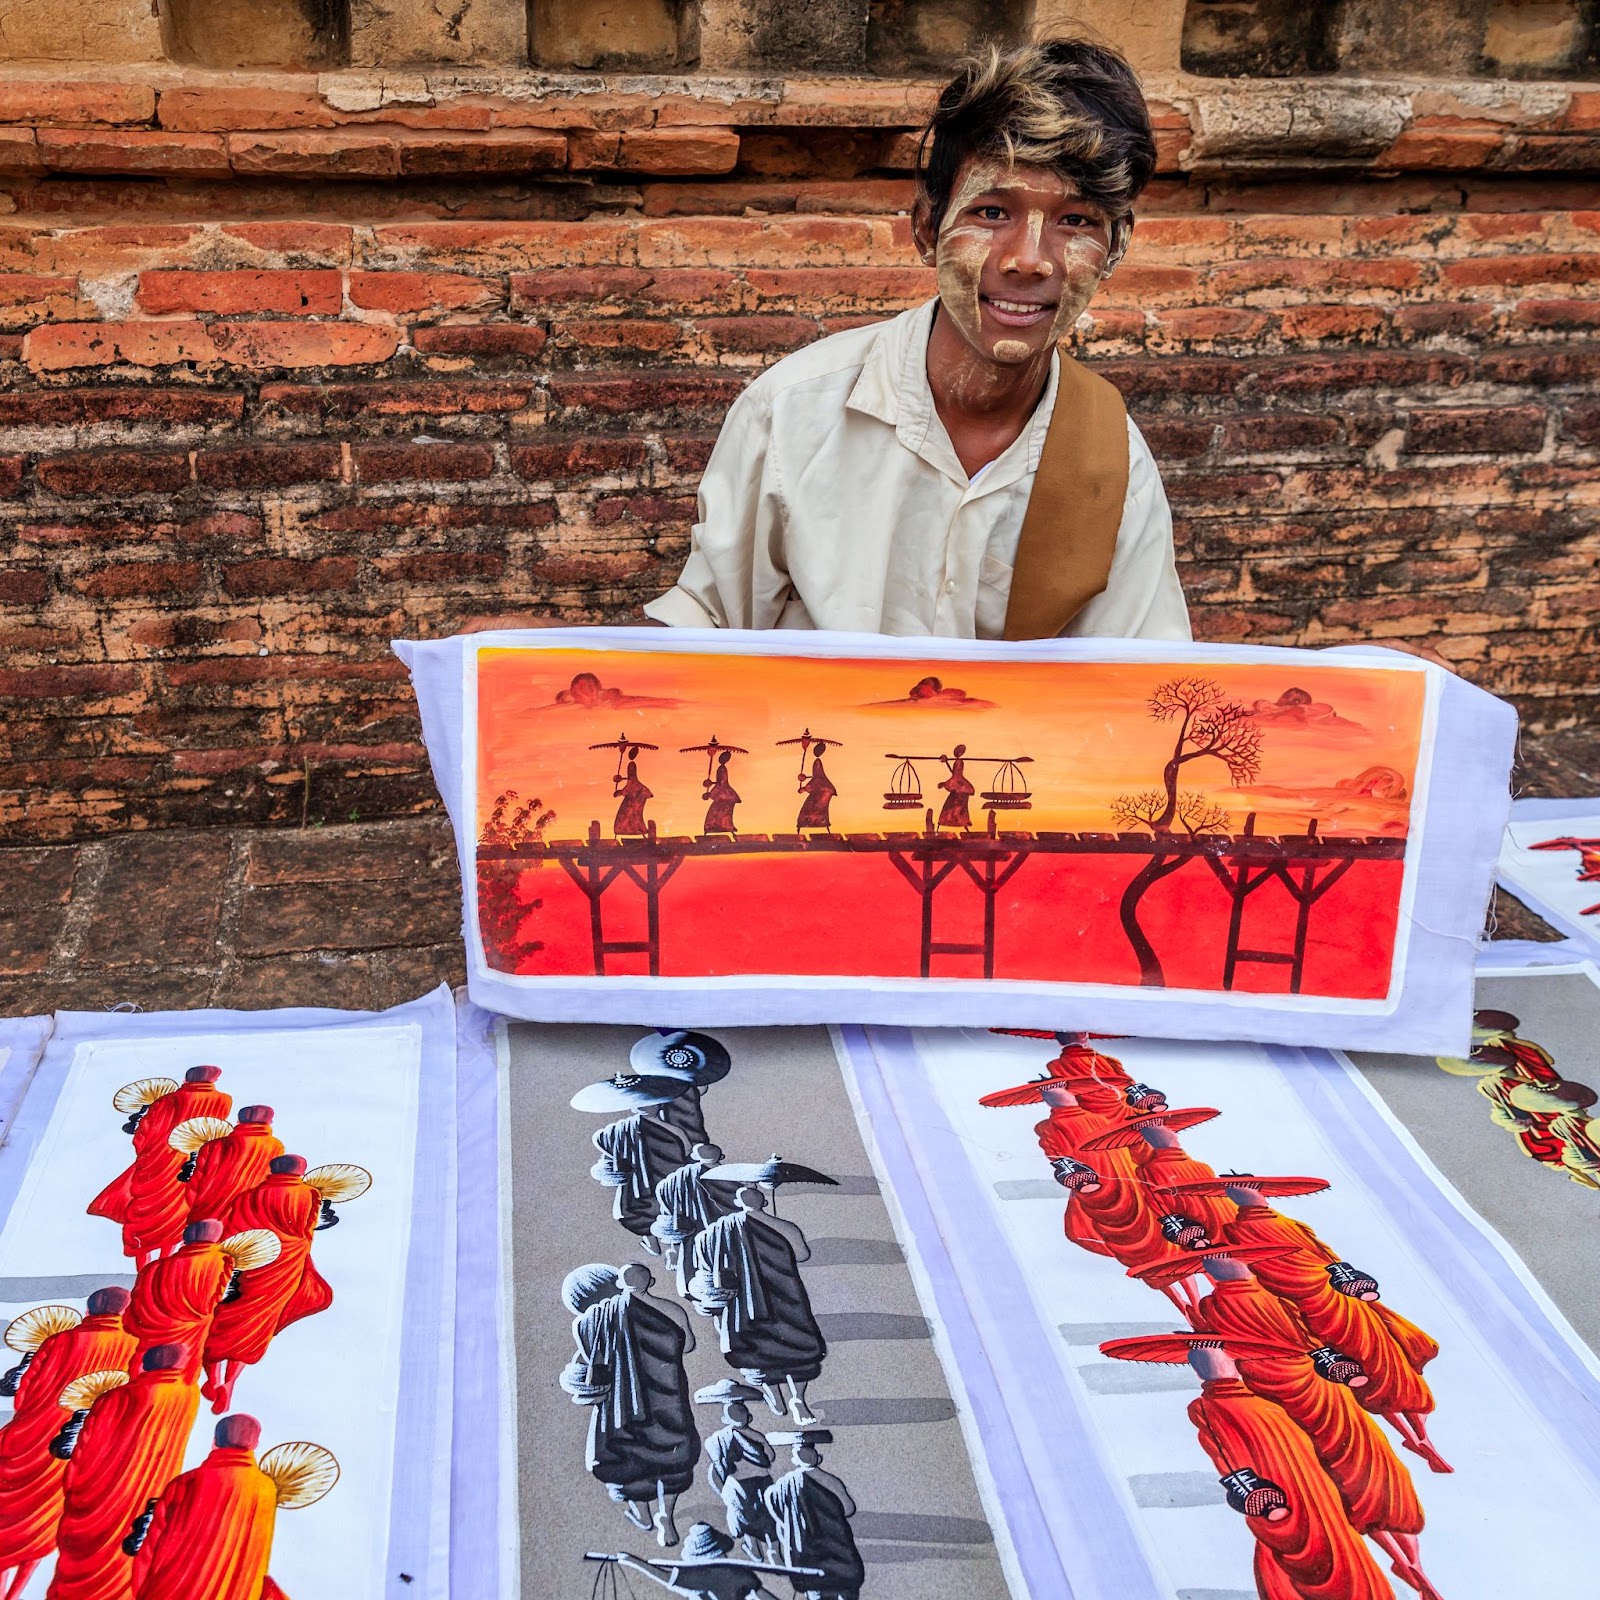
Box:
[0,1065,350,1600]
[979,1032,1447,1600]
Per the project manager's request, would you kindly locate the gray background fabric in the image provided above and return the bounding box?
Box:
[504,1021,1012,1598]
[1350,968,1600,1353]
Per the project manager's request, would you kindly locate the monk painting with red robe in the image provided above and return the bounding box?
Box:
[48,1342,200,1600]
[125,1220,231,1383]
[184,1108,284,1235]
[1183,1342,1394,1600]
[0,1288,136,1600]
[132,1415,280,1600]
[94,1068,231,1266]
[1221,1184,1448,1472]
[1161,1250,1440,1600]
[203,1155,333,1414]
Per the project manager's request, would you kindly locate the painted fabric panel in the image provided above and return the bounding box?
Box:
[0,1017,51,1144]
[835,1025,1600,1600]
[0,988,469,1600]
[398,628,1515,1052]
[501,1019,1016,1599]
[1497,797,1600,953]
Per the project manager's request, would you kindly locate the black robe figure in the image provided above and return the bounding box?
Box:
[593,1109,694,1248]
[654,1142,739,1293]
[688,1187,826,1425]
[630,1030,734,1151]
[560,1262,701,1547]
[697,1379,778,1560]
[615,750,653,837]
[763,1433,864,1600]
[795,745,837,833]
[936,744,974,830]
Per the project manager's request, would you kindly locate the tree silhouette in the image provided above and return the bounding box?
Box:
[1146,678,1261,834]
[1114,678,1263,987]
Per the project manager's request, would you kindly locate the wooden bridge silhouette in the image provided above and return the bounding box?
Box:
[478,811,1405,992]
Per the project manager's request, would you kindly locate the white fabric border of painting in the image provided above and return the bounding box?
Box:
[0,1013,52,1145]
[1496,795,1600,953]
[0,986,461,1596]
[837,1022,1600,1599]
[398,627,1514,1053]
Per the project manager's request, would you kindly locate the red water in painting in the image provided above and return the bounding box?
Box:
[480,852,1404,999]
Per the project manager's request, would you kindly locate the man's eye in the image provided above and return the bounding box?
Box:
[974,205,1007,221]
[1061,213,1094,228]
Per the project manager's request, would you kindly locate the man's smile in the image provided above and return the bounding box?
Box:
[981,294,1059,327]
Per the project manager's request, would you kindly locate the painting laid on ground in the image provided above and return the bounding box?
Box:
[1349,955,1600,1353]
[834,1025,1600,1600]
[400,630,1514,1049]
[1497,798,1600,953]
[501,1020,1014,1600]
[0,990,463,1600]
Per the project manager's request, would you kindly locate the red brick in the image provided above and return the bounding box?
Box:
[157,88,338,133]
[557,318,682,356]
[696,315,819,354]
[37,449,192,496]
[0,453,25,491]
[220,222,355,265]
[221,558,360,597]
[137,270,343,316]
[511,438,649,479]
[373,552,506,582]
[227,132,400,179]
[661,435,716,473]
[548,372,748,415]
[0,568,48,604]
[1510,299,1600,331]
[0,664,137,698]
[0,388,244,426]
[1564,401,1600,446]
[1149,307,1270,344]
[1407,406,1546,454]
[352,443,496,482]
[411,324,548,358]
[36,129,229,177]
[0,129,41,174]
[593,493,696,526]
[0,81,155,127]
[347,272,503,314]
[1277,306,1388,341]
[1442,253,1600,289]
[1393,303,1498,338]
[258,380,533,418]
[73,561,206,599]
[397,132,566,177]
[195,444,344,488]
[1137,420,1217,459]
[24,320,400,373]
[1220,414,1342,453]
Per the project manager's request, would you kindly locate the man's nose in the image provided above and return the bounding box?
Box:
[999,212,1053,278]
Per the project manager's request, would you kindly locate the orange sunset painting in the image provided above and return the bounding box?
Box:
[473,646,1431,1000]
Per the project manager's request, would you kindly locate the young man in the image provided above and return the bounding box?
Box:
[643,38,1188,642]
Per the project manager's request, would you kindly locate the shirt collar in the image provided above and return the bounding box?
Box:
[845,298,1061,493]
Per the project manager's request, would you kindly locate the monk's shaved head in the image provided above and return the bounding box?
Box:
[238,1105,274,1124]
[215,1414,262,1450]
[86,1286,132,1316]
[185,1219,225,1244]
[142,1343,187,1372]
[185,1065,223,1083]
[270,1155,308,1176]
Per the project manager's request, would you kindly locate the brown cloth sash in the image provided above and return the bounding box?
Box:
[1001,352,1130,640]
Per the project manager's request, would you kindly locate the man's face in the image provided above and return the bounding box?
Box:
[925,157,1117,370]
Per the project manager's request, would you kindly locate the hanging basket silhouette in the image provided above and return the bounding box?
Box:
[882,757,924,811]
[981,758,1034,811]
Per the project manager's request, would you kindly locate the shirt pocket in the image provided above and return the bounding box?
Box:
[975,553,1014,638]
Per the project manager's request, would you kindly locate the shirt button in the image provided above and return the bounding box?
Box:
[945,580,956,594]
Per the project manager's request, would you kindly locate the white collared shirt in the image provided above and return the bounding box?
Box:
[643,299,1191,640]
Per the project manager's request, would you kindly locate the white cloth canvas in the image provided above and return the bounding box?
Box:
[0,988,467,1599]
[1497,796,1600,953]
[834,1025,1600,1600]
[398,627,1515,1053]
[0,1015,52,1144]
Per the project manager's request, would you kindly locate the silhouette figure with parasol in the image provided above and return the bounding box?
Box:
[778,729,841,833]
[683,737,748,837]
[591,734,659,838]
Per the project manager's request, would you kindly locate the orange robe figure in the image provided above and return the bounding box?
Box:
[0,1301,137,1587]
[203,1166,332,1412]
[132,1443,277,1600]
[49,1355,200,1600]
[1139,1143,1237,1247]
[111,1077,233,1263]
[184,1112,284,1235]
[1198,1277,1424,1538]
[1188,1376,1392,1600]
[125,1229,232,1383]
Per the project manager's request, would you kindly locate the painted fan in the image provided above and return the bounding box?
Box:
[168,1116,232,1154]
[2,1304,83,1395]
[57,1368,130,1411]
[260,1441,341,1508]
[5,1303,82,1353]
[219,1230,283,1271]
[304,1164,373,1203]
[112,1078,179,1114]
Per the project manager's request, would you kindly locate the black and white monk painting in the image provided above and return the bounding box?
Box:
[688,1186,828,1427]
[654,1143,739,1293]
[588,1520,824,1600]
[559,1261,701,1546]
[696,1379,778,1562]
[633,1030,734,1153]
[576,1076,697,1249]
[764,1430,865,1600]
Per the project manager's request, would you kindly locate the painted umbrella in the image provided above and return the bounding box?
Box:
[1130,1242,1299,1291]
[1161,1173,1332,1199]
[700,1157,838,1188]
[1078,1107,1222,1153]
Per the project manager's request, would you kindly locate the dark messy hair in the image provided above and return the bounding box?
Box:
[915,39,1157,255]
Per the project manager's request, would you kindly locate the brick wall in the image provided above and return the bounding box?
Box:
[0,66,1597,838]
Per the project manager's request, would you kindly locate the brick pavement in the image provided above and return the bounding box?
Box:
[1,729,1593,1018]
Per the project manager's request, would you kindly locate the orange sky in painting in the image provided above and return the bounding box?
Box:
[475,647,1430,842]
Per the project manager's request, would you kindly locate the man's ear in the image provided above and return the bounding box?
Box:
[1102,214,1132,280]
[911,197,937,267]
